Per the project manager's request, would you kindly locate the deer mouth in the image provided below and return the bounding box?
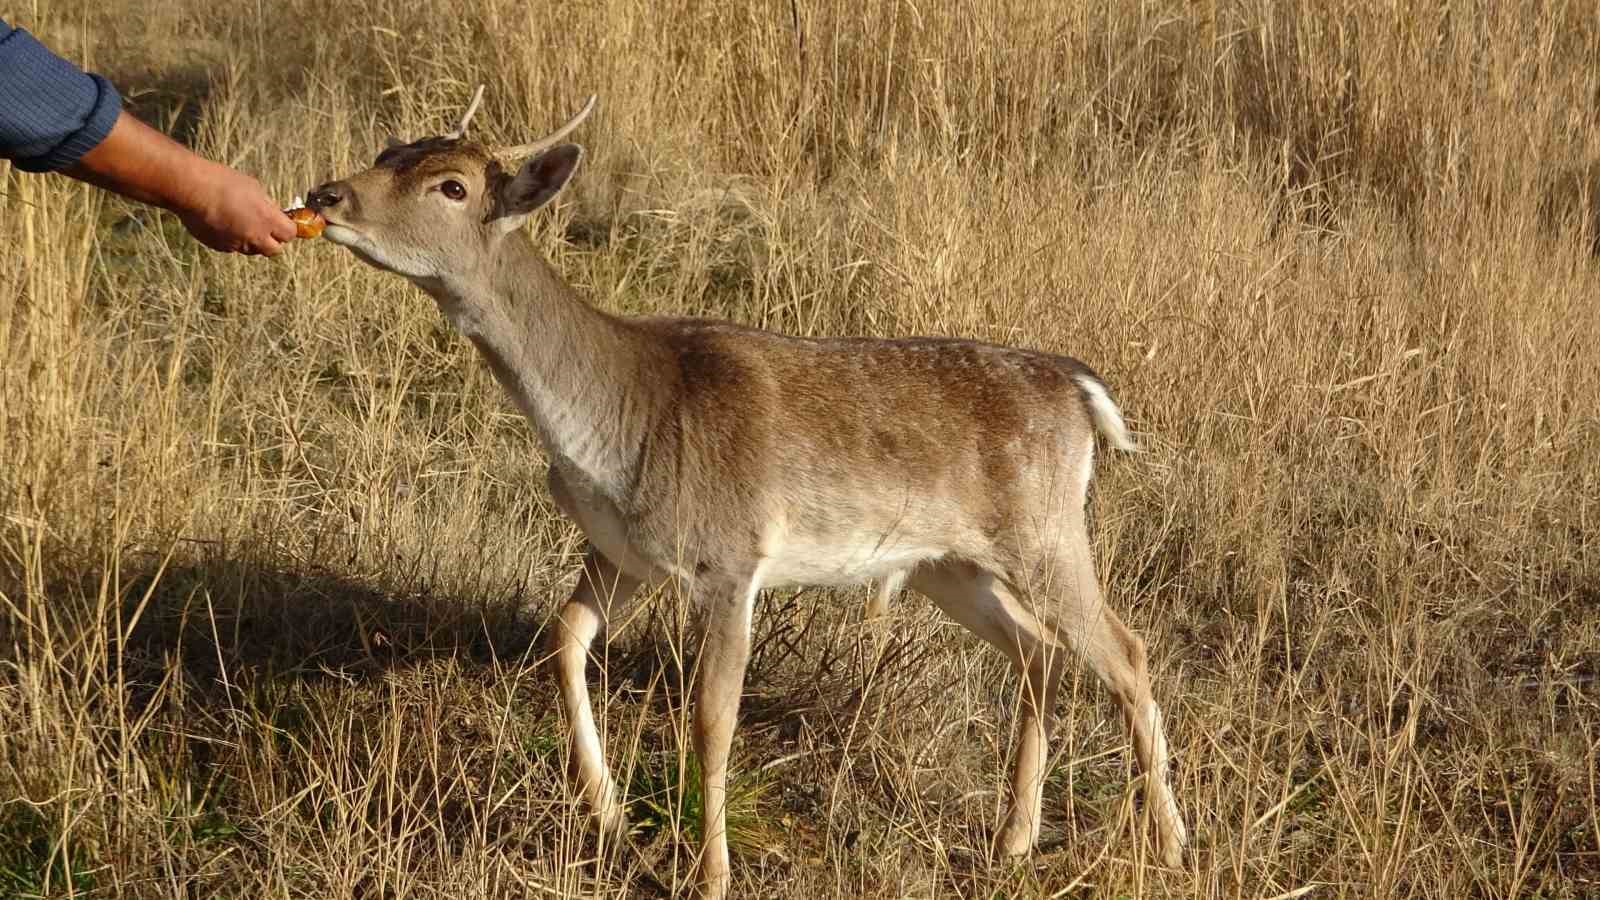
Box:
[319,221,363,247]
[317,223,410,274]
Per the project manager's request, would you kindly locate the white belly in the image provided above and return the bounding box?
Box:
[758,529,939,590]
[548,469,940,593]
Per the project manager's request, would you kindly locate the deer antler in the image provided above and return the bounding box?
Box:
[445,84,486,140]
[493,95,598,160]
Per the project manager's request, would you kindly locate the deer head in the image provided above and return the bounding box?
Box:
[305,86,597,280]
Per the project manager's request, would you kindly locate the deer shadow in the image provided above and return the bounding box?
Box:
[90,549,547,712]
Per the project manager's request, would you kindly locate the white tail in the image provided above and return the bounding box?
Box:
[305,90,1185,898]
[1075,371,1139,452]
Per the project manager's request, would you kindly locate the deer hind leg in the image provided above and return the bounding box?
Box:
[1075,603,1187,866]
[910,561,1064,857]
[1045,527,1187,867]
[912,548,1187,867]
[688,564,765,900]
[549,546,643,837]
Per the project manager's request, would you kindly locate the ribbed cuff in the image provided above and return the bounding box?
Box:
[0,26,124,172]
[25,73,124,172]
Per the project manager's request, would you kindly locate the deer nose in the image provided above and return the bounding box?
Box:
[306,183,345,211]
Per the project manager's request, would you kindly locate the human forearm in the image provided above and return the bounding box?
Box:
[62,110,297,255]
[63,111,214,210]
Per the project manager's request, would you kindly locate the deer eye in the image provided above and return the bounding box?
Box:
[439,179,467,201]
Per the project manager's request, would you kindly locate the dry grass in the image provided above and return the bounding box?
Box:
[4,0,1600,896]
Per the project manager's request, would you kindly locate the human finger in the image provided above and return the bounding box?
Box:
[255,234,284,257]
[267,209,298,243]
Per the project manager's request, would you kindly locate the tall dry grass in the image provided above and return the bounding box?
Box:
[3,0,1599,896]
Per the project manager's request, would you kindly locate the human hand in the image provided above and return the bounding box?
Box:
[173,161,299,256]
[65,112,302,257]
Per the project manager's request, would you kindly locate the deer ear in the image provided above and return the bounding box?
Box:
[490,144,583,230]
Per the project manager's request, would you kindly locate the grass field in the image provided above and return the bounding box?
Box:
[4,1,1600,896]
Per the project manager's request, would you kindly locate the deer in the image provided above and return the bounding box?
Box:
[303,88,1187,897]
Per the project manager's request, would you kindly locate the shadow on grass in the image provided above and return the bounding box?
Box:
[1541,160,1600,257]
[119,66,213,148]
[0,544,562,893]
[86,549,548,709]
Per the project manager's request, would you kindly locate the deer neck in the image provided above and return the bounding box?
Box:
[417,240,666,496]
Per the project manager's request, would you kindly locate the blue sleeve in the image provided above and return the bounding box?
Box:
[0,17,123,173]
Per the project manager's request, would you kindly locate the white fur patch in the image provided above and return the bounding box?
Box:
[548,470,678,583]
[320,223,363,247]
[760,531,937,590]
[758,518,937,592]
[741,559,772,636]
[867,570,907,618]
[1073,373,1137,452]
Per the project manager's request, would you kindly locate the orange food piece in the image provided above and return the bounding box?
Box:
[287,207,326,239]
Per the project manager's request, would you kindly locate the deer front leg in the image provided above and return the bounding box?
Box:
[689,567,763,900]
[550,547,642,837]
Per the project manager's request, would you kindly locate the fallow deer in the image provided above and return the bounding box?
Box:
[304,88,1187,898]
